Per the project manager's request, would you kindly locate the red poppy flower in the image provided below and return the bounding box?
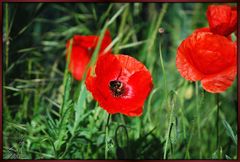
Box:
[66,30,112,80]
[176,31,237,93]
[86,54,153,116]
[194,27,232,40]
[206,4,237,36]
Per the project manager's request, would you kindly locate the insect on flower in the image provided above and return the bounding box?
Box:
[86,54,153,116]
[109,80,124,97]
[66,30,112,80]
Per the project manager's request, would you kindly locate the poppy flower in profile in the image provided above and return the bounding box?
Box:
[206,4,237,36]
[86,54,153,116]
[66,30,112,80]
[176,31,237,93]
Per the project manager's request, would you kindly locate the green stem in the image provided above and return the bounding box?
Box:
[55,39,73,157]
[60,39,73,117]
[120,114,126,125]
[184,124,194,159]
[114,4,129,54]
[5,3,9,69]
[195,82,201,158]
[59,130,75,158]
[60,7,127,158]
[163,92,175,159]
[146,87,161,128]
[216,94,220,159]
[148,4,168,51]
[105,114,111,159]
[169,123,174,158]
[159,42,168,98]
[147,3,168,72]
[3,3,10,125]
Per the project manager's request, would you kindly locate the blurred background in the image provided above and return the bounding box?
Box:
[3,3,237,159]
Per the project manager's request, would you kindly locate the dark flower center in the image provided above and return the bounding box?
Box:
[109,80,124,97]
[87,47,94,54]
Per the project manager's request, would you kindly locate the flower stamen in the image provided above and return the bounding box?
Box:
[109,80,124,97]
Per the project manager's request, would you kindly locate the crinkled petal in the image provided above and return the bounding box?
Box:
[201,66,236,93]
[79,30,112,54]
[194,27,211,33]
[86,54,153,116]
[67,30,112,81]
[86,54,122,106]
[95,54,122,86]
[176,31,236,81]
[116,54,146,75]
[75,35,97,48]
[99,70,153,115]
[191,32,236,74]
[126,70,153,108]
[86,75,107,106]
[194,27,232,40]
[207,5,237,36]
[176,39,204,81]
[125,107,143,117]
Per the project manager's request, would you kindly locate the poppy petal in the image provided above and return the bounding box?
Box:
[176,39,204,81]
[194,27,232,40]
[176,31,236,83]
[66,30,112,81]
[86,54,153,116]
[68,47,91,80]
[126,70,153,108]
[116,54,146,75]
[97,70,153,115]
[86,54,122,105]
[95,54,122,91]
[190,32,236,75]
[207,5,237,36]
[201,66,236,93]
[78,30,112,54]
[85,67,95,92]
[125,107,143,116]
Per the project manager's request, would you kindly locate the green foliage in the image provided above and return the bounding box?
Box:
[3,2,237,159]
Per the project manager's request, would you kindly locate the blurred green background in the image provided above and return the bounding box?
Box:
[3,3,237,159]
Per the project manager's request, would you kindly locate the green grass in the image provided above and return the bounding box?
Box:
[3,2,237,159]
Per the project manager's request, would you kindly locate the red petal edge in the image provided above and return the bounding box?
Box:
[176,40,204,81]
[201,66,236,93]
